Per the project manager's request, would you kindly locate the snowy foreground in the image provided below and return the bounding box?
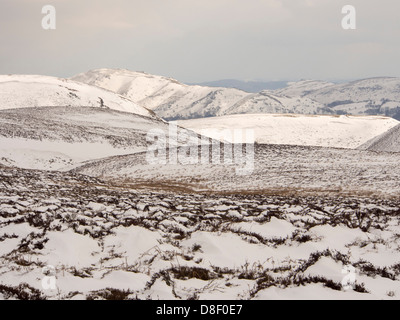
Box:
[1,164,400,300]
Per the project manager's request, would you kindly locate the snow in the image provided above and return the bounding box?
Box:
[178,114,399,149]
[71,69,326,120]
[0,74,155,118]
[103,226,163,264]
[359,124,400,153]
[41,229,101,267]
[273,80,335,97]
[2,70,400,301]
[73,70,400,121]
[254,284,370,300]
[1,165,400,300]
[0,137,130,170]
[307,77,400,106]
[308,225,369,251]
[182,231,276,269]
[0,106,201,171]
[230,218,297,239]
[303,257,345,282]
[73,144,400,197]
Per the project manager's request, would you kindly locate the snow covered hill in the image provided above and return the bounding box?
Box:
[272,80,335,97]
[71,69,328,120]
[178,114,399,149]
[278,78,400,119]
[0,75,155,119]
[71,69,248,120]
[0,74,212,170]
[72,70,400,121]
[0,106,203,171]
[222,92,328,116]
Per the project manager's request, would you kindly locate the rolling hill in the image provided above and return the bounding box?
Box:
[0,74,156,118]
[0,75,205,170]
[177,114,399,149]
[277,78,400,119]
[71,69,328,120]
[72,70,400,121]
[0,106,206,171]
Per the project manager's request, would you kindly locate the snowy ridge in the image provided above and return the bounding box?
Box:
[73,70,400,121]
[72,69,328,120]
[0,74,213,171]
[0,74,156,119]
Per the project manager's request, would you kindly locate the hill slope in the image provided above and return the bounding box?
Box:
[177,114,399,149]
[72,69,328,120]
[73,70,400,120]
[278,78,400,119]
[0,74,156,119]
[0,74,208,170]
[272,80,335,97]
[0,107,202,170]
[359,123,400,153]
[72,144,400,197]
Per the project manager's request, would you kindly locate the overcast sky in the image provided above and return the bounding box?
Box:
[0,0,399,82]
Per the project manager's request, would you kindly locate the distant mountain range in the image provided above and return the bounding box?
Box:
[72,69,400,121]
[276,77,400,120]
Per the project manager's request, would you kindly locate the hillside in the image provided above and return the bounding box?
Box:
[71,69,328,120]
[279,78,400,119]
[0,75,212,170]
[72,69,248,119]
[177,114,399,149]
[72,144,400,197]
[0,106,203,171]
[0,74,155,119]
[272,80,335,97]
[359,123,400,153]
[72,70,400,121]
